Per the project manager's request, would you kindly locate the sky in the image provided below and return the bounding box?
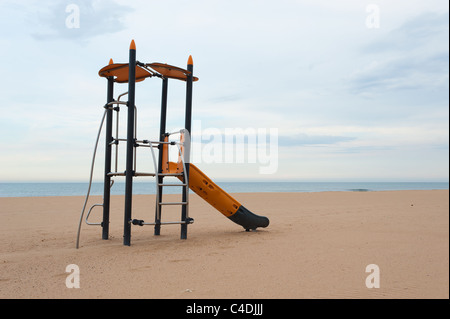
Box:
[0,0,448,182]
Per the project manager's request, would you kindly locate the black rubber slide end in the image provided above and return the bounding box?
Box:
[228,205,269,231]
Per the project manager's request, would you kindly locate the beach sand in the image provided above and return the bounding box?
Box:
[0,190,448,299]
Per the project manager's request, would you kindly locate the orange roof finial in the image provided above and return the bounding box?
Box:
[130,39,136,50]
[109,58,114,65]
[187,55,193,65]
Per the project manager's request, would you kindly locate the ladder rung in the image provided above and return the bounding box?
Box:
[158,183,187,187]
[158,173,184,176]
[108,172,125,176]
[135,172,156,176]
[107,172,155,177]
[132,217,194,226]
[144,220,194,226]
[159,202,188,206]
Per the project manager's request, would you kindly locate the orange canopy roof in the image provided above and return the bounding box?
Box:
[147,63,198,82]
[98,63,153,83]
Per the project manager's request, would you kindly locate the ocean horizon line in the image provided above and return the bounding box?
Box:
[0,178,450,184]
[0,181,448,198]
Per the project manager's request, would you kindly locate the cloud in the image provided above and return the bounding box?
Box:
[31,0,133,41]
[278,134,356,147]
[207,93,244,104]
[363,12,449,53]
[348,12,449,96]
[348,52,449,94]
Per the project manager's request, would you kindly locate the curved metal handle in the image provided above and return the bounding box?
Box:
[85,204,103,226]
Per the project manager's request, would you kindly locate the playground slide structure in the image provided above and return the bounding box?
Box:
[76,40,269,248]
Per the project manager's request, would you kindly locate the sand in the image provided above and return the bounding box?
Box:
[0,190,448,299]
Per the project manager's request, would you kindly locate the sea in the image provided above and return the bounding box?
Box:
[0,182,448,198]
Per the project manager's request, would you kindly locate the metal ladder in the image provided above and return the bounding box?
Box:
[151,130,193,231]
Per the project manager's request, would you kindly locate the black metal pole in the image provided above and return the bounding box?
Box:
[155,77,168,236]
[102,71,114,240]
[123,40,136,246]
[181,56,193,239]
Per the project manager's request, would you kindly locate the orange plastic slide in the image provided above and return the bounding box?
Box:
[166,161,269,231]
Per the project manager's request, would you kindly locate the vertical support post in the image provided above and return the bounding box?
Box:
[155,77,168,235]
[123,40,136,246]
[102,59,114,240]
[181,55,194,239]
